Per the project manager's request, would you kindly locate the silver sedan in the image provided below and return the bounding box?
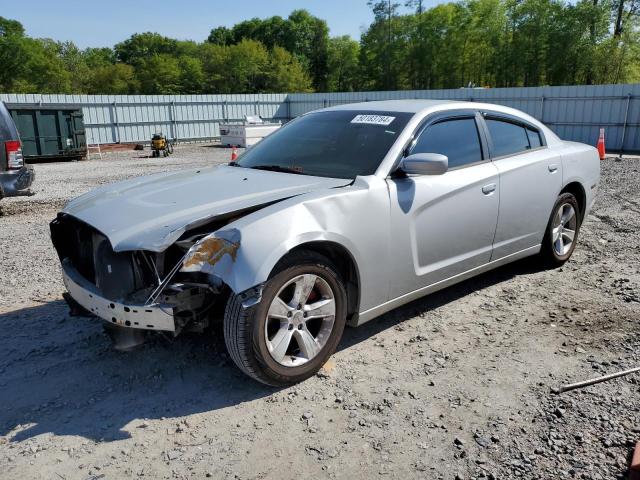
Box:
[51,100,600,385]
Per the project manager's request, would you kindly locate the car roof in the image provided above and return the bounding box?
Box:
[324,99,454,114]
[321,99,560,143]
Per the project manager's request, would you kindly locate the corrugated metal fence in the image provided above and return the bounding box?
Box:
[289,84,640,153]
[2,83,639,152]
[0,93,290,146]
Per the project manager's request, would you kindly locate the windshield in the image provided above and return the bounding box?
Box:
[236,110,413,179]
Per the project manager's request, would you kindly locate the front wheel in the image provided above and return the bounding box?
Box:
[223,251,347,386]
[540,192,581,266]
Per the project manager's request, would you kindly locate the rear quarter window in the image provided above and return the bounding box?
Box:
[527,127,542,149]
[486,119,530,157]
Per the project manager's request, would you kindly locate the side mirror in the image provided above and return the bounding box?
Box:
[399,153,448,176]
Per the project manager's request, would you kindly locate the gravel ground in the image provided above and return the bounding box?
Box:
[0,146,638,480]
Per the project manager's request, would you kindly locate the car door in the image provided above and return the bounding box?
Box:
[480,113,563,260]
[386,111,500,299]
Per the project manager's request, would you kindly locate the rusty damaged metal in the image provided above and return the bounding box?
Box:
[183,233,240,270]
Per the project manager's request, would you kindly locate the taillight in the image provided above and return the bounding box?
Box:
[5,140,23,170]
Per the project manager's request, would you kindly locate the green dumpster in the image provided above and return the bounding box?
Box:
[7,105,87,162]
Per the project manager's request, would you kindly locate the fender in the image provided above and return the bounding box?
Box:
[180,175,393,314]
[560,142,600,216]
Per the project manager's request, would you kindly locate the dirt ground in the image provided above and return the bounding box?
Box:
[0,145,638,480]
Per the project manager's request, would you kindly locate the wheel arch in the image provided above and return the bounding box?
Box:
[271,240,361,323]
[560,181,587,221]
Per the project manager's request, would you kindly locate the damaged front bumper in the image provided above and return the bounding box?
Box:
[62,259,176,332]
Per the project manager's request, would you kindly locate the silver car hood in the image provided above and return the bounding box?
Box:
[62,164,351,252]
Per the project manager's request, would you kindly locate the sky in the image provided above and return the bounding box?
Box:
[3,0,394,48]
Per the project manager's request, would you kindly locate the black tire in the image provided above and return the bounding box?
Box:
[223,251,347,386]
[540,192,581,267]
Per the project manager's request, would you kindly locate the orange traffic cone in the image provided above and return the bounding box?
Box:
[230,146,238,162]
[597,128,606,160]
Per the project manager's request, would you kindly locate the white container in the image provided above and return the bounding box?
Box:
[220,116,282,148]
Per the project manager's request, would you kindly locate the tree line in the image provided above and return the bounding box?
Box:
[0,1,638,96]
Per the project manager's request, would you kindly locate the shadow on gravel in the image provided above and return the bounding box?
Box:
[0,257,546,444]
[0,301,275,444]
[338,256,548,351]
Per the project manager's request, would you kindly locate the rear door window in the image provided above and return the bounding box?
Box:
[411,117,483,169]
[486,119,530,157]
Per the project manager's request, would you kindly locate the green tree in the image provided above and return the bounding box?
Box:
[265,46,313,92]
[175,40,200,57]
[199,42,232,92]
[58,41,92,92]
[286,10,330,90]
[136,54,182,94]
[327,36,361,91]
[115,33,178,65]
[359,4,411,90]
[0,16,25,36]
[358,0,640,88]
[82,47,116,68]
[0,17,28,91]
[3,2,640,96]
[232,16,289,48]
[462,0,506,87]
[405,3,466,89]
[207,26,233,45]
[87,63,139,94]
[226,39,269,93]
[13,38,72,93]
[199,40,271,93]
[207,10,330,90]
[178,55,205,93]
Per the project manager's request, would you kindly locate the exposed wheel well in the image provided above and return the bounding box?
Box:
[560,182,586,221]
[281,242,361,321]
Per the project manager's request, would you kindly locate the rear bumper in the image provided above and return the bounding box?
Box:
[61,259,176,332]
[0,165,35,198]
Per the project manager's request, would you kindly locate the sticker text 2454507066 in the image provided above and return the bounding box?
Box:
[351,115,396,126]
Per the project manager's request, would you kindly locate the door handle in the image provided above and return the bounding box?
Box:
[482,183,497,195]
[548,164,559,173]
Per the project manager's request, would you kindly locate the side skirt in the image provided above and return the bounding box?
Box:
[351,245,541,326]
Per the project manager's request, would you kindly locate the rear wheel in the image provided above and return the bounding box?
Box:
[223,251,347,386]
[540,192,581,266]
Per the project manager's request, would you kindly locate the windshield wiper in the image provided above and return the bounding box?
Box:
[249,165,307,175]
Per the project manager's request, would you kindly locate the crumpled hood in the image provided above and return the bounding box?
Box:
[62,164,351,252]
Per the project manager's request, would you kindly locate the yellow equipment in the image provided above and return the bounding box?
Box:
[151,133,174,158]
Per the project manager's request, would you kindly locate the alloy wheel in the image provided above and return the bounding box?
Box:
[264,274,336,367]
[552,203,577,256]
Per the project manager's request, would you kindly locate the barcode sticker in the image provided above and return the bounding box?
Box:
[351,115,396,126]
